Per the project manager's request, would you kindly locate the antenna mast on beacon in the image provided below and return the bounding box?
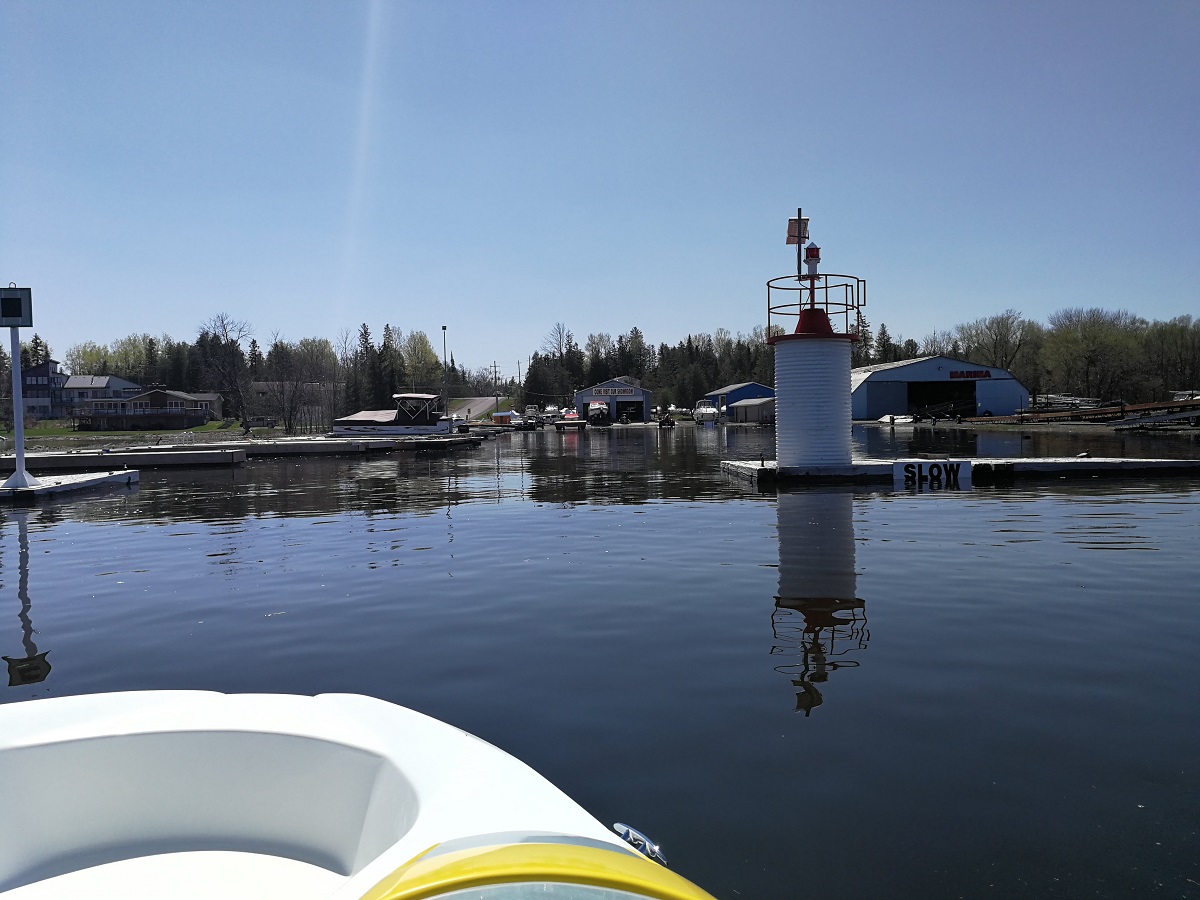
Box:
[768,209,866,470]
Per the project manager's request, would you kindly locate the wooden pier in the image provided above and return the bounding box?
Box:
[966,396,1200,427]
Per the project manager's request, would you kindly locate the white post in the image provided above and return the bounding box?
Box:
[3,326,40,489]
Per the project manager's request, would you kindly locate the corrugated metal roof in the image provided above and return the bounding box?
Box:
[850,356,938,376]
[127,389,200,402]
[63,375,140,390]
[850,355,1022,392]
[729,397,775,408]
[707,381,759,395]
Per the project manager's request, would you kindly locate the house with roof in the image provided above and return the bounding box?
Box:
[20,360,68,420]
[62,374,143,417]
[77,389,213,431]
[188,392,225,421]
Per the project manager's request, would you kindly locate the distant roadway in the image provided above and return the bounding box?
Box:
[448,397,503,420]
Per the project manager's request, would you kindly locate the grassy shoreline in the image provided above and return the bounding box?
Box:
[2,422,287,453]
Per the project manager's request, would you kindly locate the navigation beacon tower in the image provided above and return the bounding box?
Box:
[767,209,866,469]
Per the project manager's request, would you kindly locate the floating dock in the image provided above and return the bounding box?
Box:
[1,448,246,472]
[0,435,485,473]
[965,396,1200,427]
[722,456,1200,486]
[184,437,482,455]
[124,439,397,456]
[0,470,139,504]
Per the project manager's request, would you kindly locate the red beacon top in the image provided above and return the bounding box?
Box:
[766,211,865,344]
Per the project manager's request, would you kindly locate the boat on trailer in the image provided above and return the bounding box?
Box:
[0,691,716,899]
[332,394,452,437]
[692,401,719,424]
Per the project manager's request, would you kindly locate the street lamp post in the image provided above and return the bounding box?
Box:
[441,325,448,415]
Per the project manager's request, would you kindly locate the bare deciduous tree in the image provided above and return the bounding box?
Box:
[199,313,253,418]
[541,322,571,359]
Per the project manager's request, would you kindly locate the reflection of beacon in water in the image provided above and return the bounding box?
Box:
[771,491,867,715]
[2,511,52,686]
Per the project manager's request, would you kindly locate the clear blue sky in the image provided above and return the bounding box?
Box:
[2,0,1197,378]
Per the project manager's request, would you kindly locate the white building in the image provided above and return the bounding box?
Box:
[851,356,1029,419]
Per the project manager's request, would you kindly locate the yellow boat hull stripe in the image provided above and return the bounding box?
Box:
[358,841,717,900]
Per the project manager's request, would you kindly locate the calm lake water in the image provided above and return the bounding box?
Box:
[3,426,1199,898]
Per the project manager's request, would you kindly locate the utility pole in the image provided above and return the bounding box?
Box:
[441,325,448,413]
[491,361,500,416]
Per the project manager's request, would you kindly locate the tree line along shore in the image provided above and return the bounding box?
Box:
[5,307,1197,433]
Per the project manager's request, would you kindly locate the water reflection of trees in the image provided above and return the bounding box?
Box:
[525,427,759,505]
[39,425,1191,531]
[54,428,780,525]
[60,456,469,524]
[854,423,978,458]
[853,421,1200,461]
[770,490,869,715]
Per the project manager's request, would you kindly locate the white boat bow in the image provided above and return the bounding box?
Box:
[0,691,715,900]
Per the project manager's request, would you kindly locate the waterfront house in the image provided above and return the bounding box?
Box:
[20,360,68,420]
[77,389,212,431]
[188,392,225,421]
[62,374,143,417]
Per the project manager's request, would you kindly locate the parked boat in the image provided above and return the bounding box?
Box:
[692,400,719,424]
[587,401,612,426]
[555,408,586,431]
[0,691,716,899]
[332,394,451,437]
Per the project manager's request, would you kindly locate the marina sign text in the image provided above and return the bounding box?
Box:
[591,387,636,396]
[893,460,972,490]
[949,370,991,379]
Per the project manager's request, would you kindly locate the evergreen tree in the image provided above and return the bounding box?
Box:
[875,323,895,363]
[380,325,406,401]
[143,335,161,386]
[248,339,264,379]
[23,334,50,368]
[354,323,384,409]
[852,314,874,367]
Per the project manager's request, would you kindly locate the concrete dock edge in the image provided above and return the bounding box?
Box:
[722,457,1200,486]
